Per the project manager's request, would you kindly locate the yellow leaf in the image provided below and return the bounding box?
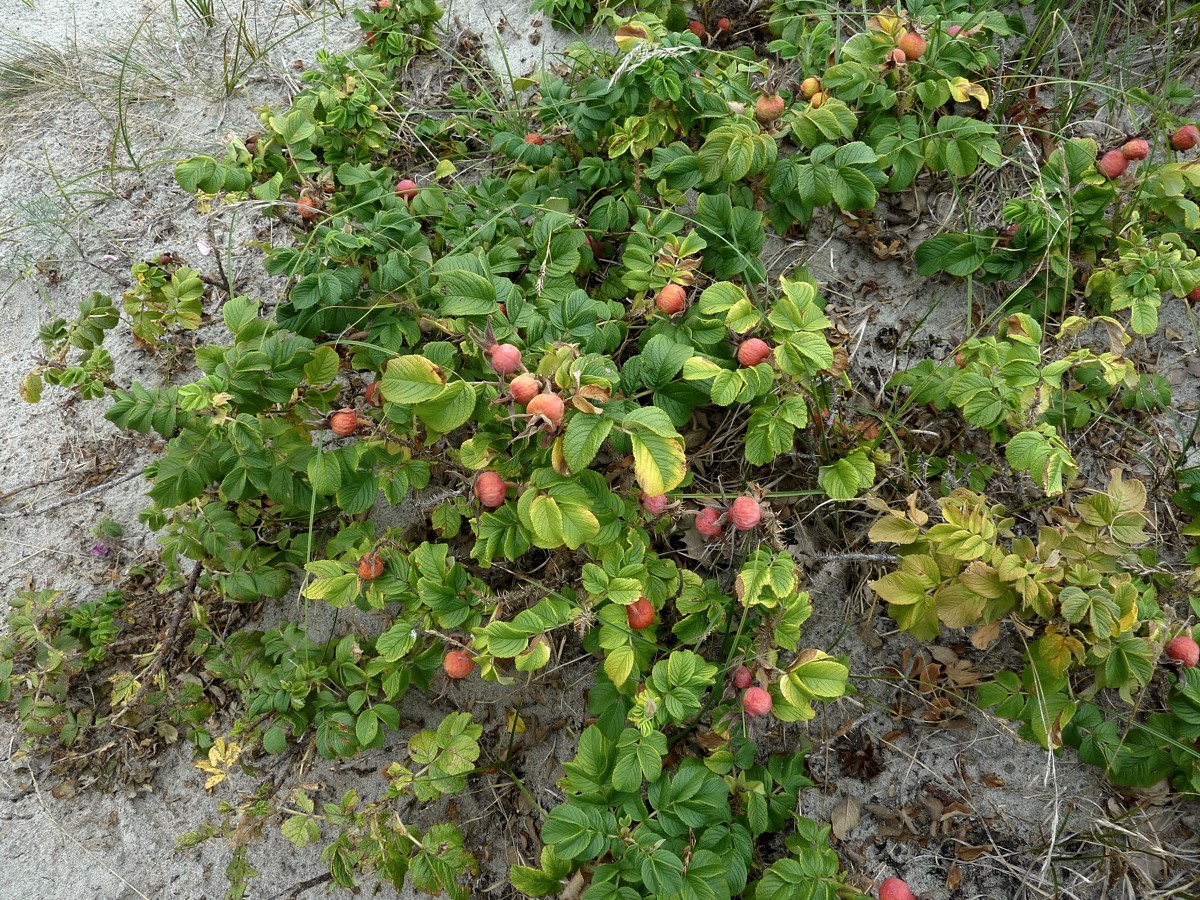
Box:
[194,737,242,792]
[614,23,650,52]
[948,77,990,110]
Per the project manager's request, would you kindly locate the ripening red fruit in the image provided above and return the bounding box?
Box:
[728,496,762,531]
[800,77,821,100]
[527,392,565,428]
[1121,138,1149,160]
[897,30,926,60]
[737,338,771,367]
[732,666,752,690]
[474,471,507,509]
[357,551,384,580]
[946,24,963,37]
[377,0,392,7]
[742,686,772,716]
[886,48,907,65]
[1096,150,1128,179]
[330,408,358,437]
[1171,124,1199,151]
[395,178,418,200]
[754,93,786,125]
[810,92,827,109]
[509,374,539,406]
[524,132,545,145]
[696,507,724,539]
[1187,285,1200,302]
[879,877,916,900]
[687,20,705,38]
[716,17,731,33]
[626,597,654,630]
[364,381,382,408]
[297,193,320,221]
[641,493,669,516]
[487,343,523,375]
[443,649,475,679]
[656,284,687,314]
[1166,635,1200,667]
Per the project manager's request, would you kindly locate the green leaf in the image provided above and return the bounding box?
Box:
[542,804,614,861]
[376,622,417,662]
[381,355,447,404]
[817,449,875,500]
[304,346,340,385]
[416,381,476,433]
[562,414,613,472]
[637,334,693,389]
[307,453,343,496]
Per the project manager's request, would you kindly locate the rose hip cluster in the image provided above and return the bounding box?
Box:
[685,495,764,539]
[1096,124,1198,179]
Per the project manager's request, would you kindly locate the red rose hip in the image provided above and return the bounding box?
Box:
[1121,138,1149,160]
[474,471,507,509]
[879,877,916,900]
[487,343,523,375]
[395,178,418,200]
[1171,124,1199,151]
[509,373,539,406]
[655,284,687,314]
[742,686,772,716]
[695,507,724,539]
[330,408,358,437]
[357,552,384,580]
[732,666,752,690]
[641,493,669,516]
[1096,150,1128,179]
[626,597,654,630]
[737,338,771,367]
[443,649,475,679]
[728,496,762,531]
[527,392,565,428]
[1166,635,1199,667]
[754,93,786,125]
[897,31,926,60]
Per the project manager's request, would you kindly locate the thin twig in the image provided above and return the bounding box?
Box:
[810,552,897,563]
[0,469,143,520]
[122,563,202,709]
[0,471,76,503]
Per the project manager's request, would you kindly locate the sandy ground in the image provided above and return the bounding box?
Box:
[1,2,1198,899]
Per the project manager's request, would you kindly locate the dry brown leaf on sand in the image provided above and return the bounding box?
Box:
[831,795,861,840]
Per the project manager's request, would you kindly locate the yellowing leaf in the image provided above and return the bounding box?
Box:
[948,77,989,110]
[194,738,242,791]
[614,23,650,52]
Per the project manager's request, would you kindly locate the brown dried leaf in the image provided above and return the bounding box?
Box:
[971,621,1001,650]
[944,659,981,687]
[826,345,850,376]
[946,864,962,891]
[906,491,929,525]
[830,795,861,840]
[956,844,991,861]
[926,645,959,666]
[550,437,570,476]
